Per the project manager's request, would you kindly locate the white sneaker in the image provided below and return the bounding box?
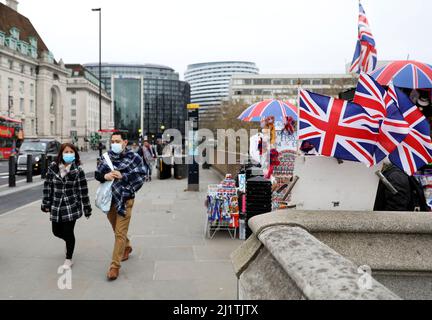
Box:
[63,259,73,269]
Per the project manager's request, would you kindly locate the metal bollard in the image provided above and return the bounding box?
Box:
[9,155,16,187]
[41,154,47,179]
[26,154,33,183]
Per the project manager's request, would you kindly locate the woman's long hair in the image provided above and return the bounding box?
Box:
[55,143,81,166]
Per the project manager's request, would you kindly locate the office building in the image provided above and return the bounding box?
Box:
[184,61,259,124]
[84,63,190,142]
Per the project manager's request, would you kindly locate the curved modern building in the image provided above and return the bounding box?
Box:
[84,63,190,141]
[184,61,259,122]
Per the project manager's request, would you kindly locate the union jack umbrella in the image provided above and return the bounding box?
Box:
[349,2,377,74]
[238,99,297,122]
[371,60,432,89]
[353,73,409,164]
[299,89,379,167]
[387,85,432,175]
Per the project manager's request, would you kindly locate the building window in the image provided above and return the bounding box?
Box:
[20,64,25,73]
[31,120,35,135]
[8,59,13,70]
[50,121,54,135]
[30,84,34,96]
[19,98,24,113]
[71,120,76,127]
[71,98,76,106]
[8,78,13,91]
[71,90,76,95]
[30,68,35,76]
[71,109,76,117]
[30,100,34,113]
[19,81,24,94]
[53,74,59,80]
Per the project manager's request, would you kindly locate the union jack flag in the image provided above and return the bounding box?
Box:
[299,89,379,167]
[353,73,409,164]
[387,85,432,176]
[350,2,377,74]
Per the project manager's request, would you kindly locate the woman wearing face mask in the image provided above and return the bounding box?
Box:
[41,143,92,269]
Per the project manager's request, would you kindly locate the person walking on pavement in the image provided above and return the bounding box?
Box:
[140,140,157,181]
[95,131,147,281]
[41,143,92,269]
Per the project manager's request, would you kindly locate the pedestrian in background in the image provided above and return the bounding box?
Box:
[41,143,92,269]
[139,140,156,181]
[131,142,139,153]
[95,131,147,281]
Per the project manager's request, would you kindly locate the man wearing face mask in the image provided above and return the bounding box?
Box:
[95,131,148,281]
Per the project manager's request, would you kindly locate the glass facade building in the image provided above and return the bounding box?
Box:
[84,63,190,142]
[113,78,141,141]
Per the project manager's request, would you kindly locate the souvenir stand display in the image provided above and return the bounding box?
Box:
[271,116,298,210]
[271,150,297,210]
[408,88,432,209]
[415,171,432,209]
[205,174,239,239]
[217,99,299,240]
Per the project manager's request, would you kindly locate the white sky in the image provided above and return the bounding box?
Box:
[12,0,432,79]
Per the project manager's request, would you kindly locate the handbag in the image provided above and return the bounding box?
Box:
[95,152,115,214]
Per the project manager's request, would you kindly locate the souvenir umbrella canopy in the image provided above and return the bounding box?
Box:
[238,99,297,122]
[370,60,432,89]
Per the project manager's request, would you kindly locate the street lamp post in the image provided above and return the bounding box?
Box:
[92,7,102,158]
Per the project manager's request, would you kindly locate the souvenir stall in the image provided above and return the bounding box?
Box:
[271,116,298,210]
[205,174,239,239]
[371,60,432,209]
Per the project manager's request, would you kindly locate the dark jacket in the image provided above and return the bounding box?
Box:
[42,162,92,222]
[374,165,428,211]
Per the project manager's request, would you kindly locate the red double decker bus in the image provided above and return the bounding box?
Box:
[0,116,24,160]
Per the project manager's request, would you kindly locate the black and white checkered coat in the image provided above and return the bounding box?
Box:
[41,162,92,222]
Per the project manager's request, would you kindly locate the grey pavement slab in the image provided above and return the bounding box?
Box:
[0,168,242,300]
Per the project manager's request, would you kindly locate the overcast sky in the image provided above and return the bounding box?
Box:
[13,0,432,79]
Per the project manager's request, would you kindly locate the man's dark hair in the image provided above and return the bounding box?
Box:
[111,131,128,140]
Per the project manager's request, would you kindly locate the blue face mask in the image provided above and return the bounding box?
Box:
[63,153,75,164]
[111,143,123,154]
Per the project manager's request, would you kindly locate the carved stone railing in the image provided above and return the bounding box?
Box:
[232,210,432,300]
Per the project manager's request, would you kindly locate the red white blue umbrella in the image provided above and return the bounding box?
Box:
[238,99,297,122]
[371,60,432,89]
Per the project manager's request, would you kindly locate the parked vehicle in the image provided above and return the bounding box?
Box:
[16,139,61,174]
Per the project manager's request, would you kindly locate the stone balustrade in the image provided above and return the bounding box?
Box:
[232,210,432,300]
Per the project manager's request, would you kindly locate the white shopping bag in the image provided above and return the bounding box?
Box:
[95,153,115,214]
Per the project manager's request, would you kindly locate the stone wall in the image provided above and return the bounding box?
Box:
[232,210,432,300]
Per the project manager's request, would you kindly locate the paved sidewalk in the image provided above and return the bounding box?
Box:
[0,168,241,299]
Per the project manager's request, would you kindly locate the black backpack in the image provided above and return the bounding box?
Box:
[408,176,430,212]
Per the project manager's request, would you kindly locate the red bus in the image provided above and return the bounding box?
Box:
[0,116,24,160]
